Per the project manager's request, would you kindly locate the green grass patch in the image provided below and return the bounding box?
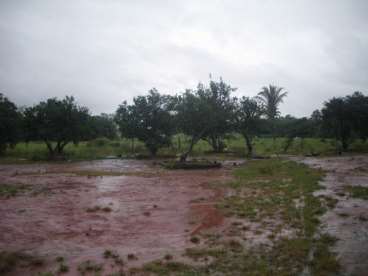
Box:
[77,260,103,274]
[2,136,368,163]
[218,159,324,236]
[0,184,29,198]
[344,185,368,200]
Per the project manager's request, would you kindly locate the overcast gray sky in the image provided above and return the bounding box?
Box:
[1,0,367,116]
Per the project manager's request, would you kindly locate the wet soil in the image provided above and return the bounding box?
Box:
[2,156,367,275]
[0,159,235,275]
[294,155,368,276]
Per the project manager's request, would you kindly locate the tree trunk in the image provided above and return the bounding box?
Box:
[177,136,181,150]
[45,140,55,158]
[180,136,198,162]
[180,129,206,162]
[244,134,253,158]
[149,147,158,157]
[283,137,294,153]
[131,138,135,154]
[44,140,68,160]
[342,138,349,151]
[208,135,225,153]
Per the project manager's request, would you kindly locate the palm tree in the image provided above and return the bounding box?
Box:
[256,85,288,120]
[257,85,288,146]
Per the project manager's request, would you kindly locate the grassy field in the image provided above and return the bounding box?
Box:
[2,135,368,162]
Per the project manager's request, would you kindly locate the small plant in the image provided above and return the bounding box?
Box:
[78,260,103,274]
[103,249,113,259]
[127,253,138,261]
[0,251,44,274]
[0,184,28,198]
[55,256,64,263]
[190,236,200,244]
[164,254,173,261]
[345,185,368,200]
[58,263,69,273]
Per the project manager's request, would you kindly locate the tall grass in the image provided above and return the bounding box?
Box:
[2,135,368,161]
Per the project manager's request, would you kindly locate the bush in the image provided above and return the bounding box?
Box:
[87,138,111,147]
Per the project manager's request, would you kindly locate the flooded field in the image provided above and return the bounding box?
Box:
[1,156,367,275]
[295,155,368,276]
[0,159,234,275]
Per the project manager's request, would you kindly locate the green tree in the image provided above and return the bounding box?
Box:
[275,116,315,153]
[322,96,352,151]
[310,109,323,137]
[256,85,288,143]
[322,92,368,151]
[176,89,212,162]
[0,93,21,154]
[115,101,138,152]
[23,96,90,159]
[90,113,117,140]
[115,89,175,156]
[235,97,263,157]
[256,85,288,119]
[346,92,368,140]
[200,79,237,152]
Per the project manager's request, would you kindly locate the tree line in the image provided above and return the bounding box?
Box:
[1,79,367,160]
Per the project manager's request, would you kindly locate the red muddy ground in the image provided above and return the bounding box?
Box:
[0,159,235,275]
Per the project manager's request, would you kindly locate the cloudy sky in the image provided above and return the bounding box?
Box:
[1,0,367,116]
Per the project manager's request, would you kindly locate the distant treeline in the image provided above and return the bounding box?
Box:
[1,79,367,160]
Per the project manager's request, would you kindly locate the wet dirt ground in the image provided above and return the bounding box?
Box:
[1,156,368,275]
[294,155,368,276]
[0,159,235,275]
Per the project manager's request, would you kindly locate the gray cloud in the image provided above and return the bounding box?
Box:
[1,0,367,116]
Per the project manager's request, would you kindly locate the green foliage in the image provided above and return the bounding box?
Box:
[200,78,237,152]
[78,260,103,274]
[0,184,29,198]
[256,85,288,120]
[23,96,90,158]
[115,89,175,156]
[345,185,368,200]
[175,89,212,161]
[0,94,21,155]
[89,113,117,140]
[235,96,264,156]
[322,91,368,151]
[2,137,368,163]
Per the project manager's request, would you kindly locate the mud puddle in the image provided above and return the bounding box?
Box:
[0,159,235,275]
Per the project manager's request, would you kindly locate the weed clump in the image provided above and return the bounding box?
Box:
[0,184,29,198]
[0,251,43,274]
[190,236,200,244]
[78,260,103,274]
[345,185,368,200]
[127,253,138,261]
